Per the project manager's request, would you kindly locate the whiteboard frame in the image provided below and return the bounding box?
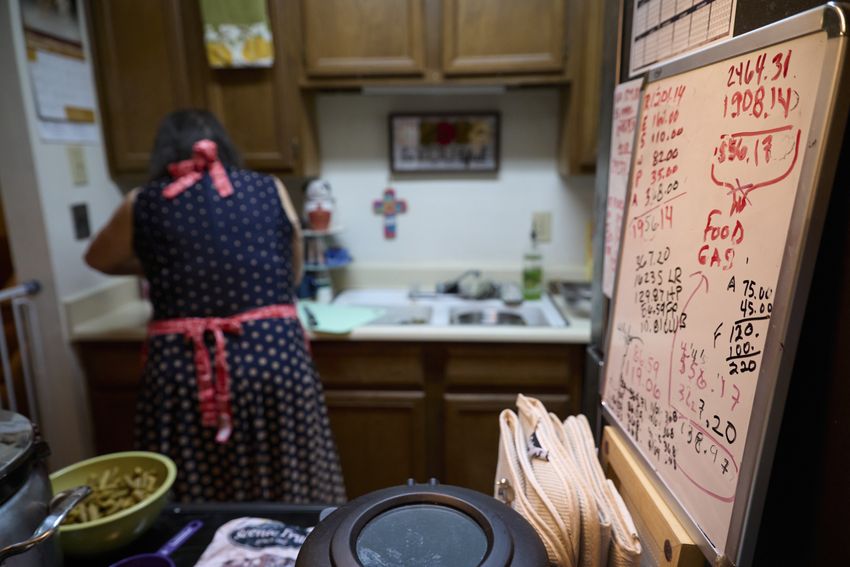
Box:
[600,4,850,565]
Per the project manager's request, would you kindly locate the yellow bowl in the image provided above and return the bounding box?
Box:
[49,451,177,556]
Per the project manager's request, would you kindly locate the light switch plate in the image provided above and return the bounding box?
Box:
[67,145,87,185]
[533,211,552,242]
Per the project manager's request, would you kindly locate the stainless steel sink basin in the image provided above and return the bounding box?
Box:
[452,310,526,326]
[449,306,548,327]
[365,305,433,325]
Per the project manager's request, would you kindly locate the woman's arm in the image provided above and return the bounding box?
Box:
[274,178,304,285]
[84,189,144,276]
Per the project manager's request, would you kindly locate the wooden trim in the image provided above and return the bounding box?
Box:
[324,389,425,408]
[267,0,297,168]
[308,57,423,74]
[281,0,315,175]
[300,75,570,90]
[85,1,117,175]
[600,426,705,567]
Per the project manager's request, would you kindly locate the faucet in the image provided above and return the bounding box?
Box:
[435,270,481,294]
[408,282,438,300]
[408,270,482,300]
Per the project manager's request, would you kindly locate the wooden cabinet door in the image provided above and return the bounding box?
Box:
[88,0,201,174]
[560,0,605,174]
[76,341,145,454]
[442,0,566,75]
[325,390,426,498]
[182,0,299,171]
[443,393,570,494]
[91,0,305,174]
[303,0,425,76]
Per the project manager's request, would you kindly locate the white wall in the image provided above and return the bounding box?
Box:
[316,89,594,283]
[0,0,124,467]
[17,0,122,299]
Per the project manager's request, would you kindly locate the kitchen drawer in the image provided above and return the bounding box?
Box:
[312,342,424,388]
[444,343,582,389]
[76,341,145,388]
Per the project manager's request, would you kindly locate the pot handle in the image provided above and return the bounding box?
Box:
[0,485,92,564]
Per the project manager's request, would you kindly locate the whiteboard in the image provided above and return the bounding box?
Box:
[601,5,850,564]
[602,78,643,298]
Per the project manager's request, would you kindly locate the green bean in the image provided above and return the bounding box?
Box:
[62,466,160,525]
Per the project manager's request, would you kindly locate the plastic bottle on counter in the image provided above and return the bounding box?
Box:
[522,227,543,300]
[314,275,334,304]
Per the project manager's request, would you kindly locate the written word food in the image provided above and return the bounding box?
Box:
[63,467,159,525]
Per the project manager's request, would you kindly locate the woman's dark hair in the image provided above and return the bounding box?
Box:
[148,110,242,181]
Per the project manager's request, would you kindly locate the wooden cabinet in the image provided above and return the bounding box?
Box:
[88,0,316,176]
[443,393,570,494]
[313,340,583,496]
[296,0,603,173]
[89,0,601,175]
[77,338,584,499]
[76,341,144,454]
[442,0,566,75]
[441,343,580,494]
[559,0,606,174]
[87,1,200,174]
[325,390,426,498]
[302,0,425,77]
[300,0,569,82]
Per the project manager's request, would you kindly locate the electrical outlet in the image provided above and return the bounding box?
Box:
[71,203,90,240]
[533,211,552,242]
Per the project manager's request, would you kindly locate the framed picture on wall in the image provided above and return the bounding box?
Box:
[389,112,500,173]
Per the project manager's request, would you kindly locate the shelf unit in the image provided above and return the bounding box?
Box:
[303,225,345,238]
[302,225,349,300]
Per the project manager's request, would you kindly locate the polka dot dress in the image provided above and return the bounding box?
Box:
[132,167,346,504]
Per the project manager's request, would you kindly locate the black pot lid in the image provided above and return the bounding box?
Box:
[356,503,488,566]
[297,481,549,567]
[0,409,35,482]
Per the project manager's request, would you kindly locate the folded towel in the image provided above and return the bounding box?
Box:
[199,0,274,68]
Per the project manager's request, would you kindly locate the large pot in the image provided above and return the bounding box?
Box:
[297,480,548,567]
[0,410,89,566]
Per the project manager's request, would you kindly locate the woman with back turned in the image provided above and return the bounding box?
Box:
[85,110,346,504]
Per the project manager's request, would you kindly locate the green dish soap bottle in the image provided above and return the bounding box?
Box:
[522,227,543,300]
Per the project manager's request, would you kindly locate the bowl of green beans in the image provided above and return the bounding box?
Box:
[49,451,177,555]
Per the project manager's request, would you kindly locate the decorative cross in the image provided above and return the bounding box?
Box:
[373,188,407,239]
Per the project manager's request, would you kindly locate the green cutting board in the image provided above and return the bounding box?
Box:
[297,302,385,334]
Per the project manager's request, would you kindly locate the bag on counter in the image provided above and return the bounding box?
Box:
[561,415,641,567]
[494,395,640,567]
[194,517,311,567]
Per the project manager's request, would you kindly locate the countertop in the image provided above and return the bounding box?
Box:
[69,290,590,345]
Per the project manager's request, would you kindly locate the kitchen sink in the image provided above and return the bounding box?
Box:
[366,305,433,325]
[450,306,548,327]
[332,289,568,328]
